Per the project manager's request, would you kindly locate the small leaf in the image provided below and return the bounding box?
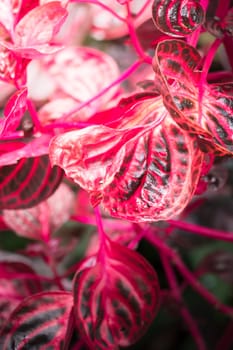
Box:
[0,254,43,328]
[0,154,63,209]
[152,0,205,37]
[2,183,75,240]
[73,239,160,349]
[0,88,28,136]
[12,2,68,57]
[0,291,73,349]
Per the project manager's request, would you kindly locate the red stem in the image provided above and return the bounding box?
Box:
[167,220,233,243]
[61,60,143,121]
[215,321,233,350]
[145,230,233,316]
[73,0,125,21]
[125,1,152,64]
[160,252,207,350]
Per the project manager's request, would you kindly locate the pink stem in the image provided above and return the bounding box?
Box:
[167,220,233,243]
[73,0,126,21]
[125,2,152,64]
[61,60,143,121]
[26,99,42,132]
[94,206,107,263]
[145,230,233,316]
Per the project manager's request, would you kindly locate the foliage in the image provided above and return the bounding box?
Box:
[0,0,233,349]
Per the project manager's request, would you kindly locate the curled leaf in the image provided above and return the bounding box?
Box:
[153,39,233,155]
[152,0,205,37]
[73,239,160,349]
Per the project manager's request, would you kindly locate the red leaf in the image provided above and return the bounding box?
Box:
[0,88,28,136]
[0,291,73,349]
[152,0,205,37]
[0,253,43,328]
[0,133,53,166]
[0,46,29,85]
[153,39,233,155]
[50,95,204,222]
[0,154,63,209]
[2,183,75,241]
[73,239,160,349]
[8,2,68,58]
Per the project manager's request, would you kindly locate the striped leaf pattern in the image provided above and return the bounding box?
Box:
[0,292,73,350]
[0,155,63,209]
[73,239,160,350]
[152,0,204,36]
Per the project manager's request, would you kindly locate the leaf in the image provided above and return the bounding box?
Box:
[153,39,233,155]
[73,239,160,349]
[2,183,75,240]
[0,133,53,166]
[0,88,28,136]
[0,253,43,328]
[11,2,68,57]
[50,95,204,222]
[152,0,205,37]
[0,46,29,85]
[46,46,120,117]
[0,154,63,209]
[0,291,73,349]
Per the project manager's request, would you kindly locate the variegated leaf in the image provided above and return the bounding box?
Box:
[73,239,160,349]
[153,39,233,155]
[152,0,205,37]
[50,95,204,222]
[0,155,63,209]
[0,291,73,349]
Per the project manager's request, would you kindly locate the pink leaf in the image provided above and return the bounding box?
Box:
[12,2,67,57]
[0,291,73,349]
[0,46,29,85]
[0,88,27,136]
[46,46,120,116]
[0,133,53,166]
[73,239,160,349]
[2,183,75,240]
[152,0,205,37]
[50,95,204,222]
[0,154,63,209]
[0,253,43,328]
[153,39,233,155]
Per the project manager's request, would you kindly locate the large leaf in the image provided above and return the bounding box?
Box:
[0,291,73,349]
[152,0,205,37]
[0,154,63,209]
[73,239,160,349]
[50,94,204,222]
[153,39,233,155]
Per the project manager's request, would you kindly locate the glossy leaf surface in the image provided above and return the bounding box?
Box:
[0,255,42,328]
[50,94,204,222]
[0,154,63,209]
[153,39,233,155]
[152,0,205,37]
[0,291,73,349]
[73,239,160,349]
[2,183,74,240]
